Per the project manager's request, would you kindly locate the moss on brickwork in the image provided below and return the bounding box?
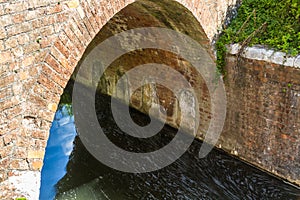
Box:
[216,0,300,74]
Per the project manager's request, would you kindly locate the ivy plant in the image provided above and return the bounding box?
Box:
[216,0,300,75]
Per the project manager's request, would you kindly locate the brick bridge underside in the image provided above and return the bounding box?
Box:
[0,0,239,198]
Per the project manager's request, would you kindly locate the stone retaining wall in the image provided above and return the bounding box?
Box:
[221,45,300,185]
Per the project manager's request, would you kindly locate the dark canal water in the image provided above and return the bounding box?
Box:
[40,93,300,200]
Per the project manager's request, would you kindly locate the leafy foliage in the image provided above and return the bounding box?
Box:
[217,0,300,74]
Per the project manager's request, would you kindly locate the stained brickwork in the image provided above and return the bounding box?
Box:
[222,54,300,186]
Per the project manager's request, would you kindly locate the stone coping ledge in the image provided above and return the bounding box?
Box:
[227,43,300,68]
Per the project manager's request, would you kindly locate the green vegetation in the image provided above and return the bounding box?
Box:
[15,198,26,200]
[216,0,300,75]
[60,90,72,105]
[36,37,42,44]
[59,90,73,115]
[58,80,73,115]
[60,104,73,116]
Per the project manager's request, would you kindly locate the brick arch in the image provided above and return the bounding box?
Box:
[30,0,235,160]
[0,0,238,198]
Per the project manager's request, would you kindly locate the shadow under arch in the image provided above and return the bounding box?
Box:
[70,0,216,140]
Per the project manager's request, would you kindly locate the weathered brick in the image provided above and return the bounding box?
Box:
[4,103,23,120]
[25,10,39,21]
[0,4,4,16]
[0,64,8,78]
[18,71,29,80]
[66,40,81,57]
[50,45,70,69]
[15,135,30,148]
[48,3,62,14]
[72,13,92,42]
[30,160,43,170]
[12,12,26,24]
[28,0,50,9]
[47,102,57,112]
[68,53,78,69]
[99,0,114,20]
[0,27,6,40]
[3,1,28,15]
[69,18,88,46]
[0,159,9,171]
[0,74,14,88]
[39,109,55,122]
[39,25,55,37]
[11,46,23,58]
[28,94,47,108]
[28,31,41,42]
[33,49,48,63]
[58,31,69,45]
[0,87,12,99]
[40,119,51,130]
[12,147,27,159]
[90,3,102,24]
[4,36,18,49]
[42,14,56,26]
[45,54,59,72]
[42,61,68,87]
[53,39,70,58]
[3,133,14,145]
[35,139,47,150]
[54,22,63,33]
[22,55,35,67]
[23,42,40,55]
[17,33,30,45]
[40,87,60,104]
[96,11,105,27]
[83,17,96,38]
[0,15,12,27]
[0,51,13,64]
[0,123,8,136]
[56,11,69,23]
[82,1,99,31]
[0,40,4,51]
[39,36,52,48]
[6,2,300,198]
[27,150,45,159]
[67,0,79,9]
[31,129,48,140]
[32,18,43,29]
[6,22,31,36]
[32,83,45,96]
[28,64,39,76]
[9,159,28,170]
[38,72,63,95]
[0,171,7,184]
[0,96,21,111]
[0,145,13,159]
[7,118,19,130]
[87,0,98,15]
[22,78,38,94]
